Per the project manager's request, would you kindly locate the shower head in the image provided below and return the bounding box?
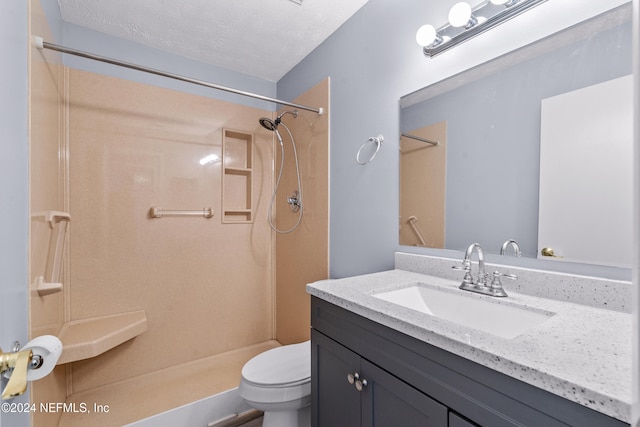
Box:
[258,110,298,132]
[259,117,278,131]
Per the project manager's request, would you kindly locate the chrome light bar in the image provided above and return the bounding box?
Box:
[421,0,548,58]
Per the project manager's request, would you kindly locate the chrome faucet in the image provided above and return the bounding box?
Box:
[500,239,521,257]
[452,242,516,297]
[452,243,488,289]
[467,243,487,286]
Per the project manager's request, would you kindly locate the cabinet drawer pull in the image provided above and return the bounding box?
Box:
[347,372,360,384]
[355,378,368,391]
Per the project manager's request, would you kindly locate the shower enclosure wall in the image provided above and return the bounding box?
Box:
[273,92,330,345]
[28,1,329,424]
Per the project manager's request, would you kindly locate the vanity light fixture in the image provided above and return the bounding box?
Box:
[490,0,518,6]
[416,0,547,58]
[448,2,478,29]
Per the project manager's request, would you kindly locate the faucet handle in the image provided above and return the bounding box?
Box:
[489,271,518,297]
[451,261,471,271]
[488,270,516,297]
[491,270,517,283]
[452,260,474,286]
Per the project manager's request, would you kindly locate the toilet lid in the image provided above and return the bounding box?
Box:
[242,341,310,386]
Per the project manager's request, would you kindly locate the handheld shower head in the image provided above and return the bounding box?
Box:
[258,117,278,131]
[258,110,298,132]
[259,110,303,234]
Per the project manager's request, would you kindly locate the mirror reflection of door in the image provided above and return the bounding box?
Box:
[538,75,632,267]
[399,121,447,248]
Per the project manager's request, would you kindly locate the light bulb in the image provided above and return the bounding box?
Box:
[448,2,475,28]
[416,24,438,47]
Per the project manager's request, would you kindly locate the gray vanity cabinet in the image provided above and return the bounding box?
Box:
[449,412,480,427]
[310,296,628,427]
[312,329,449,426]
[312,329,361,427]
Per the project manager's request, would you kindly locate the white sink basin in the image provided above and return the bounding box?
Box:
[372,283,555,339]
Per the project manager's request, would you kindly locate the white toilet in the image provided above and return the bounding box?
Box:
[239,341,311,427]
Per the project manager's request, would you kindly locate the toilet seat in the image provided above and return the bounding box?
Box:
[239,341,312,426]
[241,341,310,387]
[239,341,311,405]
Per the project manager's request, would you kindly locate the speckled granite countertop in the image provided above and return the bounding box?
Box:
[307,269,631,423]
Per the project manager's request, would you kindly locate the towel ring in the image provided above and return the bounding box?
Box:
[356,135,384,165]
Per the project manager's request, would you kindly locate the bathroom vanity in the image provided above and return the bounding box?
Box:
[307,257,631,427]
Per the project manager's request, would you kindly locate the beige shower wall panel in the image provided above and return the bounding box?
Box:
[400,121,447,248]
[29,0,68,425]
[67,69,274,393]
[275,78,330,345]
[29,0,66,339]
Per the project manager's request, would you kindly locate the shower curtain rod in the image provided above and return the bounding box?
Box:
[34,37,324,115]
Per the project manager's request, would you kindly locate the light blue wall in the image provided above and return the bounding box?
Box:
[278,0,633,280]
[278,2,413,278]
[40,0,63,43]
[0,1,30,426]
[53,18,277,111]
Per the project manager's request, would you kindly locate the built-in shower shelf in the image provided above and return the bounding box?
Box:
[223,209,253,222]
[222,129,254,223]
[56,310,148,365]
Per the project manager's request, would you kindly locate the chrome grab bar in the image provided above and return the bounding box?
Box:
[149,207,213,219]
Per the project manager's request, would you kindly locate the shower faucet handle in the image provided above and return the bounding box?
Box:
[287,190,301,212]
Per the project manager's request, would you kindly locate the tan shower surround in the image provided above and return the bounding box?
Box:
[66,68,276,386]
[275,79,330,344]
[29,1,68,426]
[29,2,329,419]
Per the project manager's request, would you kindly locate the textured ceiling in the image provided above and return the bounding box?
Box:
[56,0,370,82]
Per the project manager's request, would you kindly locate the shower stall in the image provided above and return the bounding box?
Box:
[29,2,329,424]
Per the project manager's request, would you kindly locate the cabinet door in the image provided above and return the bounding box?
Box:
[312,330,361,427]
[450,412,480,427]
[361,359,448,427]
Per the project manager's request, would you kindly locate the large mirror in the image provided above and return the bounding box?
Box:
[399,4,632,268]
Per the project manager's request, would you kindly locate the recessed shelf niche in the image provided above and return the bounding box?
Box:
[222,129,254,223]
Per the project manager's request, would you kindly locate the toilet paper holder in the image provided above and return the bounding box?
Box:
[1,335,63,400]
